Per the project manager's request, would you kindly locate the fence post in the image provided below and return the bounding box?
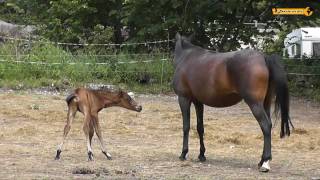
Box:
[15,37,18,61]
[160,55,164,93]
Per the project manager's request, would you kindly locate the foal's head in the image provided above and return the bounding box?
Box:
[115,90,142,112]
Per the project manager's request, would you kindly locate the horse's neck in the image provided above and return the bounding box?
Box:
[174,48,201,67]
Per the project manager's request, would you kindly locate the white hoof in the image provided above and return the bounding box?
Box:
[260,160,270,172]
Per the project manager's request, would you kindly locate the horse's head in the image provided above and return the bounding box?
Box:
[116,90,142,112]
[174,33,195,67]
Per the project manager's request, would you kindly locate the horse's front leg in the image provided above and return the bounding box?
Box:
[194,100,206,162]
[178,96,191,160]
[247,102,272,172]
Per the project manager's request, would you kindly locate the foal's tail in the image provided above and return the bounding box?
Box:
[66,93,77,105]
[265,54,294,138]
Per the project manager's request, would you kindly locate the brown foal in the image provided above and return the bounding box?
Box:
[55,87,142,161]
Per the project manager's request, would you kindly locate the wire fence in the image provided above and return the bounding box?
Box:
[0,35,174,46]
[0,36,175,92]
[0,35,320,93]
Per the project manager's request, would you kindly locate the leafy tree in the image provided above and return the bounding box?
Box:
[0,0,319,52]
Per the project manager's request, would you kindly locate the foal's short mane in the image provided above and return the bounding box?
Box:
[88,86,123,97]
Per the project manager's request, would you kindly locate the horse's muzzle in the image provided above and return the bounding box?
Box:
[135,105,142,112]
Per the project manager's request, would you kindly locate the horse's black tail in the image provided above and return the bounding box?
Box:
[265,54,294,138]
[66,93,77,105]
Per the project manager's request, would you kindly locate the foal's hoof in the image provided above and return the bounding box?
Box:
[55,150,61,160]
[102,151,112,160]
[88,152,94,161]
[198,155,206,162]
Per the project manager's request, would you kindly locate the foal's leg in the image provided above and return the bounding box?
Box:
[92,113,112,160]
[178,96,191,160]
[55,103,77,160]
[194,100,206,162]
[83,113,94,161]
[88,120,95,157]
[246,101,272,172]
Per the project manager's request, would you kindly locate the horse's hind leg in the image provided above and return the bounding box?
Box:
[83,113,94,161]
[264,84,274,120]
[92,113,112,160]
[178,96,191,160]
[194,100,206,162]
[55,102,77,160]
[246,101,272,172]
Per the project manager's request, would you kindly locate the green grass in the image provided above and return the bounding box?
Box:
[1,41,320,99]
[0,40,174,93]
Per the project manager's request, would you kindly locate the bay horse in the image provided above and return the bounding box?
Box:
[173,33,293,172]
[55,87,142,161]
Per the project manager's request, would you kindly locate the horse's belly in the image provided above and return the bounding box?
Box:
[199,93,242,107]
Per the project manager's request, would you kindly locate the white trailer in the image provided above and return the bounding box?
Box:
[284,27,320,58]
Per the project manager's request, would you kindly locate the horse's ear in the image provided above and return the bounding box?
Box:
[175,32,181,41]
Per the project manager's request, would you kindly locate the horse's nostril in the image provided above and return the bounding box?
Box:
[136,106,142,112]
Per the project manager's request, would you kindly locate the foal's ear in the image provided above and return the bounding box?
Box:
[118,89,124,97]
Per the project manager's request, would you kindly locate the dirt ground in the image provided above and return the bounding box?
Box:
[0,90,319,179]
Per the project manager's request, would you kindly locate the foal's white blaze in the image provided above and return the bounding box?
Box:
[128,92,135,99]
[262,160,270,170]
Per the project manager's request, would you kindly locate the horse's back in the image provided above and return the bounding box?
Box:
[173,49,269,107]
[227,50,269,102]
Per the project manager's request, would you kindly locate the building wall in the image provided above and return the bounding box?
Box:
[301,40,320,57]
[286,42,301,58]
[302,41,312,57]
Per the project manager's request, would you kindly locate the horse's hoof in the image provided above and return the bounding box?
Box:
[102,151,112,160]
[259,166,270,173]
[259,160,270,173]
[179,156,186,161]
[198,155,206,162]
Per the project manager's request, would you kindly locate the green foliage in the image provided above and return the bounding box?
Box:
[0,40,173,93]
[282,58,320,102]
[1,0,319,51]
[0,0,320,97]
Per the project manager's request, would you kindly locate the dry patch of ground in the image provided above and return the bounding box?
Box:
[0,92,319,179]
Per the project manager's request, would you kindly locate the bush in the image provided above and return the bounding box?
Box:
[282,57,320,101]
